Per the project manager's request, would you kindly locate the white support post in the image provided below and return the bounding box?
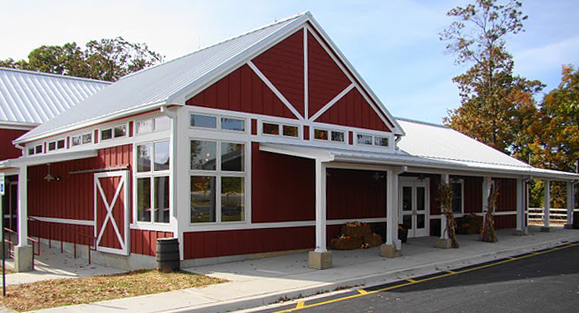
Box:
[482,177,489,213]
[515,178,527,235]
[381,168,400,258]
[440,174,449,240]
[17,165,28,248]
[15,165,33,272]
[542,180,552,232]
[314,159,327,253]
[565,182,575,229]
[309,158,331,269]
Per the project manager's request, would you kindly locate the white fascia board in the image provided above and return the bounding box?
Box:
[14,101,181,144]
[305,15,405,137]
[6,149,98,167]
[168,15,310,105]
[333,153,579,181]
[260,143,334,161]
[0,122,38,130]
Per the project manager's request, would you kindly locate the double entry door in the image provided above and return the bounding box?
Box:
[399,178,430,238]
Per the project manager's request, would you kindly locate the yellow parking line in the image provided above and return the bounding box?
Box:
[274,242,578,313]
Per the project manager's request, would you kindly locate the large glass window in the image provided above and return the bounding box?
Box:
[190,140,246,224]
[191,140,217,170]
[221,117,245,132]
[190,114,217,129]
[135,140,170,224]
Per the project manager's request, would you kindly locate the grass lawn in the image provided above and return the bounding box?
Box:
[0,269,226,312]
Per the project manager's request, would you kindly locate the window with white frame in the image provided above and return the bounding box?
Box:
[356,133,389,148]
[101,125,127,141]
[135,140,171,224]
[451,179,464,214]
[314,128,344,143]
[261,122,299,138]
[136,116,170,135]
[189,113,246,133]
[70,133,93,147]
[190,139,245,224]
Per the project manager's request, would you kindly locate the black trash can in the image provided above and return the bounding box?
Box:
[156,238,180,273]
[398,224,408,243]
[573,212,579,229]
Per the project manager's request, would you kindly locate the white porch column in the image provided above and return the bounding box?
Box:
[515,178,527,235]
[541,180,552,232]
[309,158,331,269]
[482,177,489,213]
[381,168,400,258]
[565,181,575,229]
[15,165,33,272]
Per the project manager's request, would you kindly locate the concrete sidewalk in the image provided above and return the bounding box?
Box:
[27,226,579,313]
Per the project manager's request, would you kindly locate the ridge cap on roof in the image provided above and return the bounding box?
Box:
[0,67,111,85]
[395,116,447,129]
[120,11,311,81]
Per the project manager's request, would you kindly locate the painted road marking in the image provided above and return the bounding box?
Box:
[274,242,579,313]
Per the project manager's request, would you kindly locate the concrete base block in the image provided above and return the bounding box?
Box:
[14,245,34,272]
[380,244,400,258]
[436,238,453,249]
[541,226,554,232]
[514,228,529,236]
[564,224,574,229]
[308,251,332,270]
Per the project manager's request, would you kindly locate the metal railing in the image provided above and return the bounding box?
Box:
[527,208,578,223]
[28,217,97,264]
[3,227,40,259]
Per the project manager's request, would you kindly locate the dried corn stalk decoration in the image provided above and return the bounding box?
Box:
[482,183,499,243]
[438,183,459,248]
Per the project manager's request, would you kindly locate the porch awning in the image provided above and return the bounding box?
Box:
[0,149,98,168]
[259,142,579,182]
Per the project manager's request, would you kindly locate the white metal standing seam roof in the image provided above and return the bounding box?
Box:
[259,117,579,181]
[17,11,405,143]
[16,13,306,142]
[0,68,110,126]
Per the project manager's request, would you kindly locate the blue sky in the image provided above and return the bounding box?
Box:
[1,0,578,124]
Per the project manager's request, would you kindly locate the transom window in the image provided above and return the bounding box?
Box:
[135,140,171,224]
[101,125,127,141]
[262,122,299,138]
[190,139,246,224]
[357,133,389,148]
[47,139,65,152]
[314,128,345,143]
[189,113,245,133]
[136,116,171,135]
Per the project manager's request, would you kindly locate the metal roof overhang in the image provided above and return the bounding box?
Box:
[259,143,579,182]
[0,149,98,169]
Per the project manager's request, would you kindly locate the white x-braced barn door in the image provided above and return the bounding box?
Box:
[94,171,130,255]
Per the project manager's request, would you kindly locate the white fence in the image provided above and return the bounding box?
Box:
[527,208,577,223]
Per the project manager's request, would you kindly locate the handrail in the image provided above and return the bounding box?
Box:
[3,227,40,258]
[28,217,97,264]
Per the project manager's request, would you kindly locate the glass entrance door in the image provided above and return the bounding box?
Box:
[400,179,429,238]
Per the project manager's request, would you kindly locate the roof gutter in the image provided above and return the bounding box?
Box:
[15,101,183,145]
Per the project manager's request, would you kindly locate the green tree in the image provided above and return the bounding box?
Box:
[0,37,163,81]
[440,0,543,159]
[529,65,579,207]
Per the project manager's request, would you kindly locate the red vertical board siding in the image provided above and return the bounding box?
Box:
[316,88,390,132]
[129,230,174,256]
[495,178,516,212]
[186,65,297,119]
[252,29,305,117]
[429,175,442,215]
[463,176,482,213]
[28,145,132,241]
[307,32,351,117]
[303,126,309,140]
[326,169,386,219]
[494,215,516,229]
[0,128,27,160]
[251,119,257,135]
[251,143,315,223]
[183,227,315,259]
[29,221,94,245]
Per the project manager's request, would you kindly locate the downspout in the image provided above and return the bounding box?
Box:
[15,144,25,157]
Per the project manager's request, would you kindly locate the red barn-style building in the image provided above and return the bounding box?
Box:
[2,12,577,271]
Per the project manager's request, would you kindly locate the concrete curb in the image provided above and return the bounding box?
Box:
[166,234,577,313]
